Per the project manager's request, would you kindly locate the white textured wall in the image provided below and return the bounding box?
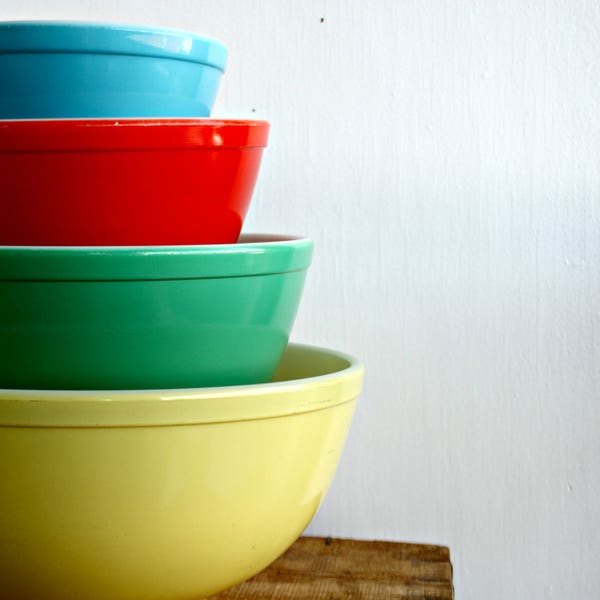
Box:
[2,2,599,599]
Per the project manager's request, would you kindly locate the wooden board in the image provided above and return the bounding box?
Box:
[210,536,453,599]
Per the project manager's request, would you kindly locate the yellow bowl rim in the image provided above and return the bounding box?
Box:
[0,344,364,427]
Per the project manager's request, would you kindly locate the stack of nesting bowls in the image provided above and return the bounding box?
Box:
[0,21,364,600]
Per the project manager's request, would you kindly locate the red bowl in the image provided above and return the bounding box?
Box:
[0,119,269,245]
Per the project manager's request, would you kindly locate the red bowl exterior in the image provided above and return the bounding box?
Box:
[0,119,269,246]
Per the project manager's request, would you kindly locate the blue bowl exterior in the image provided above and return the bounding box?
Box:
[0,53,223,118]
[0,22,227,118]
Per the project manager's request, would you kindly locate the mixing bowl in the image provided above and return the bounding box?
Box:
[0,21,227,118]
[0,343,363,600]
[0,235,312,389]
[0,118,269,245]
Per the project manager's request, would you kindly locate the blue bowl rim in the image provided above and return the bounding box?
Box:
[0,20,228,71]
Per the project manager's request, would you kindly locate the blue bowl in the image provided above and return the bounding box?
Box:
[0,21,228,118]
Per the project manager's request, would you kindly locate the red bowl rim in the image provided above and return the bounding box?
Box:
[0,118,270,151]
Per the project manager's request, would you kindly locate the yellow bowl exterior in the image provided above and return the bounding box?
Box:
[0,344,363,599]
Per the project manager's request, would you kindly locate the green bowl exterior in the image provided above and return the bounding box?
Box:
[0,269,308,390]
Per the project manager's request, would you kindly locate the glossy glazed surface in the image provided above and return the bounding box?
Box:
[0,21,227,118]
[0,344,364,600]
[0,235,313,389]
[0,119,269,245]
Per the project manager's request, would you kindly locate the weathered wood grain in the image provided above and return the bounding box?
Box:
[210,536,453,599]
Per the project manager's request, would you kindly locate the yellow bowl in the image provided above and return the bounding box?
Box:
[0,344,363,600]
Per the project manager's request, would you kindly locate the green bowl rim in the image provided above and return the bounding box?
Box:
[0,234,313,281]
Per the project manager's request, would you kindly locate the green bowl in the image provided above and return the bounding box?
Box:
[0,235,313,390]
